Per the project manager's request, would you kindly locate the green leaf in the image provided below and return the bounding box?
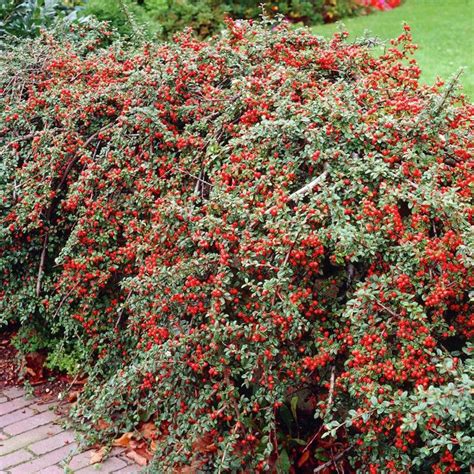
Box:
[277,448,291,474]
[315,448,329,462]
[290,396,298,421]
[290,438,306,446]
[279,405,293,431]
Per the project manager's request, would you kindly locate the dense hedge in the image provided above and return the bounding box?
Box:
[1,1,401,43]
[1,19,473,473]
[82,0,362,39]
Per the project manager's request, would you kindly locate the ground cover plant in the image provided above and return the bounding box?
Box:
[0,17,473,473]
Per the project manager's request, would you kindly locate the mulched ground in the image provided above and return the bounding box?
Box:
[0,330,19,389]
[0,329,74,403]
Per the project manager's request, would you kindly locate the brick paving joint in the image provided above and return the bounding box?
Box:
[0,387,140,473]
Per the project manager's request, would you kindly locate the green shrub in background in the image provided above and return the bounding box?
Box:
[80,0,362,39]
[78,0,163,38]
[229,0,360,23]
[0,1,366,41]
[153,0,227,39]
[0,0,81,40]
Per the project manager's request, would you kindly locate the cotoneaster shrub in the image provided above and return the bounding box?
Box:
[1,18,473,473]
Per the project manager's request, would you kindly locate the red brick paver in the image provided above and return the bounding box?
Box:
[0,387,140,473]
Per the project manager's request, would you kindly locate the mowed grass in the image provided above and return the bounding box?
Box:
[312,0,474,99]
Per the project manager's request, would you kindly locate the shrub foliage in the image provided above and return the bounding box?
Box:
[82,0,362,39]
[0,19,473,473]
[0,0,80,40]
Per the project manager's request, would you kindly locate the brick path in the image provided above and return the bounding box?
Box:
[0,387,140,473]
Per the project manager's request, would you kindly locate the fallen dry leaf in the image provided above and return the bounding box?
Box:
[67,390,80,403]
[73,377,88,385]
[297,450,310,468]
[135,446,153,461]
[129,439,140,450]
[96,419,111,430]
[174,459,204,474]
[90,446,107,465]
[126,449,148,466]
[113,432,133,447]
[25,367,36,377]
[192,433,216,454]
[24,352,47,382]
[139,421,157,439]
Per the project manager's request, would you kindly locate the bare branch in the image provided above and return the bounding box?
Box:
[313,446,353,473]
[289,163,329,201]
[433,69,463,116]
[327,366,336,412]
[36,231,49,297]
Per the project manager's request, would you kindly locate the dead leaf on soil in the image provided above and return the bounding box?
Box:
[96,419,111,430]
[113,432,134,447]
[67,390,80,403]
[139,421,157,439]
[174,459,204,474]
[24,352,47,382]
[192,433,216,454]
[73,377,88,385]
[135,446,153,461]
[126,449,148,466]
[90,446,107,465]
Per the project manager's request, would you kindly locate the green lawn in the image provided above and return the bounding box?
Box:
[312,0,474,99]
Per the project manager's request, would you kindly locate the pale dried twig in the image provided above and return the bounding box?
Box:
[313,446,353,473]
[289,163,329,201]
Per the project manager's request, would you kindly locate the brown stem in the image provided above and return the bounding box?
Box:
[36,230,49,297]
[433,69,463,116]
[56,130,102,190]
[289,163,329,201]
[313,446,353,473]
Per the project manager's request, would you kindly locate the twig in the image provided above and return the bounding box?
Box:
[58,372,81,406]
[327,366,336,412]
[52,283,79,318]
[415,69,464,127]
[303,366,336,453]
[115,288,134,328]
[271,229,302,305]
[118,0,145,43]
[218,423,239,474]
[35,127,107,297]
[303,426,323,454]
[313,446,353,473]
[282,230,301,268]
[433,69,464,116]
[186,168,213,195]
[6,132,36,145]
[376,301,398,318]
[35,229,49,297]
[289,163,329,201]
[57,130,104,190]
